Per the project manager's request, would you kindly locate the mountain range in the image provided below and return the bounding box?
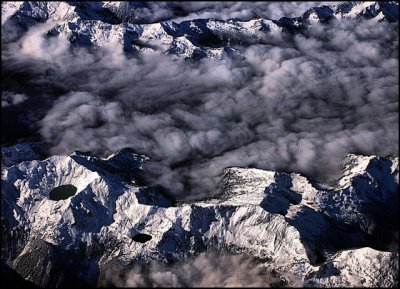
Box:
[1,143,399,286]
[1,1,399,287]
[2,1,399,58]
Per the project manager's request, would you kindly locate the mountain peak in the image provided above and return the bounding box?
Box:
[2,145,398,286]
[2,1,398,58]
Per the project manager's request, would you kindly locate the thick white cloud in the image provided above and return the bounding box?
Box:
[2,12,398,201]
[103,251,295,287]
[113,2,341,23]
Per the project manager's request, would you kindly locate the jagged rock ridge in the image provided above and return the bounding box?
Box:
[1,143,398,287]
[1,1,399,58]
[1,1,399,287]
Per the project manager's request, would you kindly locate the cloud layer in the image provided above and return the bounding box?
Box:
[103,251,292,287]
[123,2,341,23]
[2,14,398,200]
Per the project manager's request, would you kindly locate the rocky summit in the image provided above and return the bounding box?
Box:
[1,1,399,287]
[1,143,398,287]
[1,1,399,58]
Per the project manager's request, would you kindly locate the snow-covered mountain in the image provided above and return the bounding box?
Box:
[1,1,399,58]
[1,143,398,287]
[1,1,399,287]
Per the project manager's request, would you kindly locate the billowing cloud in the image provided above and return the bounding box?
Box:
[104,2,341,24]
[102,251,295,287]
[1,12,398,201]
[1,91,28,107]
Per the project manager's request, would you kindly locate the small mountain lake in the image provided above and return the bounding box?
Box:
[49,184,77,201]
[132,233,152,243]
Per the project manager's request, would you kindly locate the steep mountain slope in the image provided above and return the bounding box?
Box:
[1,1,399,287]
[2,1,398,58]
[1,145,398,287]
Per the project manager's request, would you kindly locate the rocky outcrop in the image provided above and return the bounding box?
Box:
[2,1,398,58]
[1,145,398,287]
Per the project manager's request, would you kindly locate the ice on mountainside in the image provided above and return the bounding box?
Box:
[1,1,398,58]
[1,146,398,287]
[1,1,399,287]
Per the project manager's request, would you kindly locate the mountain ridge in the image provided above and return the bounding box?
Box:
[1,1,399,287]
[2,1,399,58]
[1,143,398,287]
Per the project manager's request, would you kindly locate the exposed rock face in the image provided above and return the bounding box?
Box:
[1,1,399,287]
[1,1,398,58]
[1,144,398,287]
